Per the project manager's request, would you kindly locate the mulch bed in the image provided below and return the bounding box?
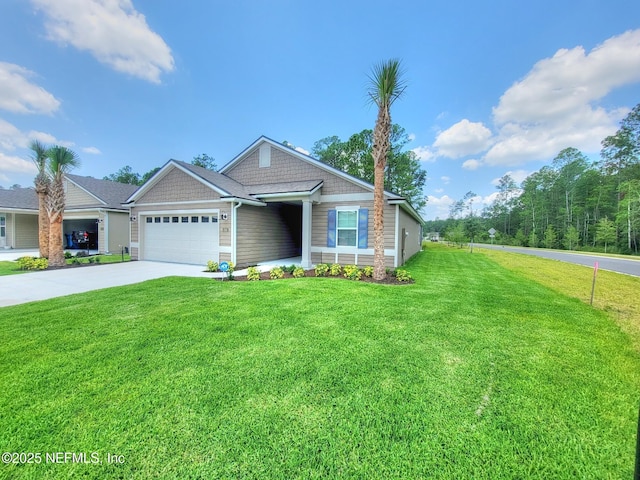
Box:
[232,269,413,285]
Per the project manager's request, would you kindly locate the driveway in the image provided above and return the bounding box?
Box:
[476,244,640,277]
[0,261,213,307]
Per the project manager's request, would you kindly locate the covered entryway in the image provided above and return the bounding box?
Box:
[142,213,219,265]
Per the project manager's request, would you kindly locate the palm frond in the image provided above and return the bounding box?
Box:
[367,59,407,109]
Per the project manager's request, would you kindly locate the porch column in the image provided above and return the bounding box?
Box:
[301,199,312,268]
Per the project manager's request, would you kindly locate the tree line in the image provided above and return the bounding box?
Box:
[426,104,640,255]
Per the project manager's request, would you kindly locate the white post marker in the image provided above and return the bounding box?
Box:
[590,261,599,306]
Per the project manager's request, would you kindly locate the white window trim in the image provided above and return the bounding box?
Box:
[335,205,360,248]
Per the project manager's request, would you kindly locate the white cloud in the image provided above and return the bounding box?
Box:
[462,159,482,170]
[82,146,102,154]
[425,194,455,220]
[491,170,531,186]
[407,133,416,142]
[411,145,436,162]
[0,62,61,115]
[440,176,450,184]
[0,152,37,175]
[32,0,175,84]
[433,119,493,158]
[487,29,640,166]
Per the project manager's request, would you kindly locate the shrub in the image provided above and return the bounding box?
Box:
[247,266,261,281]
[16,256,48,271]
[87,257,96,264]
[206,260,219,272]
[343,264,362,281]
[395,269,413,282]
[362,265,373,278]
[225,262,235,280]
[329,263,342,276]
[64,251,73,259]
[75,251,89,258]
[292,267,305,278]
[95,256,101,263]
[270,267,284,279]
[314,263,329,277]
[282,264,297,274]
[71,258,82,265]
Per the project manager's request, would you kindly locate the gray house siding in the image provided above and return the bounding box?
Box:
[396,206,422,265]
[15,214,39,248]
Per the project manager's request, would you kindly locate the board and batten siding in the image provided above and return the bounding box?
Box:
[235,204,300,267]
[226,146,370,196]
[14,214,39,248]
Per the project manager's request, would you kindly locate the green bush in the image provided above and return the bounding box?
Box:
[75,251,89,258]
[343,264,362,281]
[292,267,305,278]
[87,257,96,264]
[282,264,297,274]
[247,266,261,281]
[362,265,373,278]
[71,258,82,265]
[206,260,219,272]
[395,269,413,282]
[269,267,284,279]
[64,251,73,259]
[329,263,342,276]
[314,263,329,277]
[16,256,48,271]
[95,256,101,263]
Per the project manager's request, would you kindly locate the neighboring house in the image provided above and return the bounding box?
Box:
[0,175,137,253]
[126,136,424,268]
[0,187,39,249]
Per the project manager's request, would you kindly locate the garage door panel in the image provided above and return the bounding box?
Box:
[143,214,219,265]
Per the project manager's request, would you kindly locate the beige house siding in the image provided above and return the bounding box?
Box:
[311,200,397,267]
[235,203,300,267]
[107,212,130,253]
[130,200,233,261]
[226,146,369,196]
[15,214,39,248]
[396,207,422,265]
[137,167,222,204]
[65,180,100,207]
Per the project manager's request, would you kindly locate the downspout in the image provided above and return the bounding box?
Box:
[232,201,243,265]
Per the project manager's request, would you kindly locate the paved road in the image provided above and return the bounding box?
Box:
[476,244,640,277]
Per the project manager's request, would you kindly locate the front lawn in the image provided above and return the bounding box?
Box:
[0,246,638,479]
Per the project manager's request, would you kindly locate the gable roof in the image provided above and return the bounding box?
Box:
[65,174,139,210]
[0,187,38,211]
[221,136,423,222]
[125,159,265,205]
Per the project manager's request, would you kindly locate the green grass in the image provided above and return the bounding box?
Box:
[0,261,25,276]
[0,246,638,479]
[65,253,131,265]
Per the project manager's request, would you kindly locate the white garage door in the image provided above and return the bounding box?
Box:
[143,213,219,265]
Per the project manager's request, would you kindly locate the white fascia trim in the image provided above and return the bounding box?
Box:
[139,208,221,216]
[320,193,374,202]
[64,176,106,206]
[131,200,230,208]
[0,208,38,214]
[388,199,425,224]
[221,196,266,207]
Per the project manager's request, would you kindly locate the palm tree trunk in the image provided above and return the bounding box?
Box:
[373,107,391,280]
[48,215,64,267]
[37,191,49,258]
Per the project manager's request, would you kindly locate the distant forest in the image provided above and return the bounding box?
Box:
[424,104,640,254]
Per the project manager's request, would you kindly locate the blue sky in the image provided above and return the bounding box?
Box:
[1,0,639,220]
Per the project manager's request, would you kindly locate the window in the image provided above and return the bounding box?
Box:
[212,216,218,223]
[201,216,209,223]
[337,210,357,247]
[172,217,179,223]
[163,217,170,223]
[191,216,199,223]
[146,217,152,223]
[181,217,189,223]
[154,217,161,223]
[0,215,5,238]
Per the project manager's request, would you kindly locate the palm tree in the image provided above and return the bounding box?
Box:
[368,59,406,280]
[30,140,51,258]
[46,146,80,267]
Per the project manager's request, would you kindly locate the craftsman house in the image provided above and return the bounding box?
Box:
[126,136,423,268]
[0,175,136,253]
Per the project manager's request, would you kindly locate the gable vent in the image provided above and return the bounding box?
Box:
[259,144,271,168]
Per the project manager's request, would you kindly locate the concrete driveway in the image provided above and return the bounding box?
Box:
[0,261,213,307]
